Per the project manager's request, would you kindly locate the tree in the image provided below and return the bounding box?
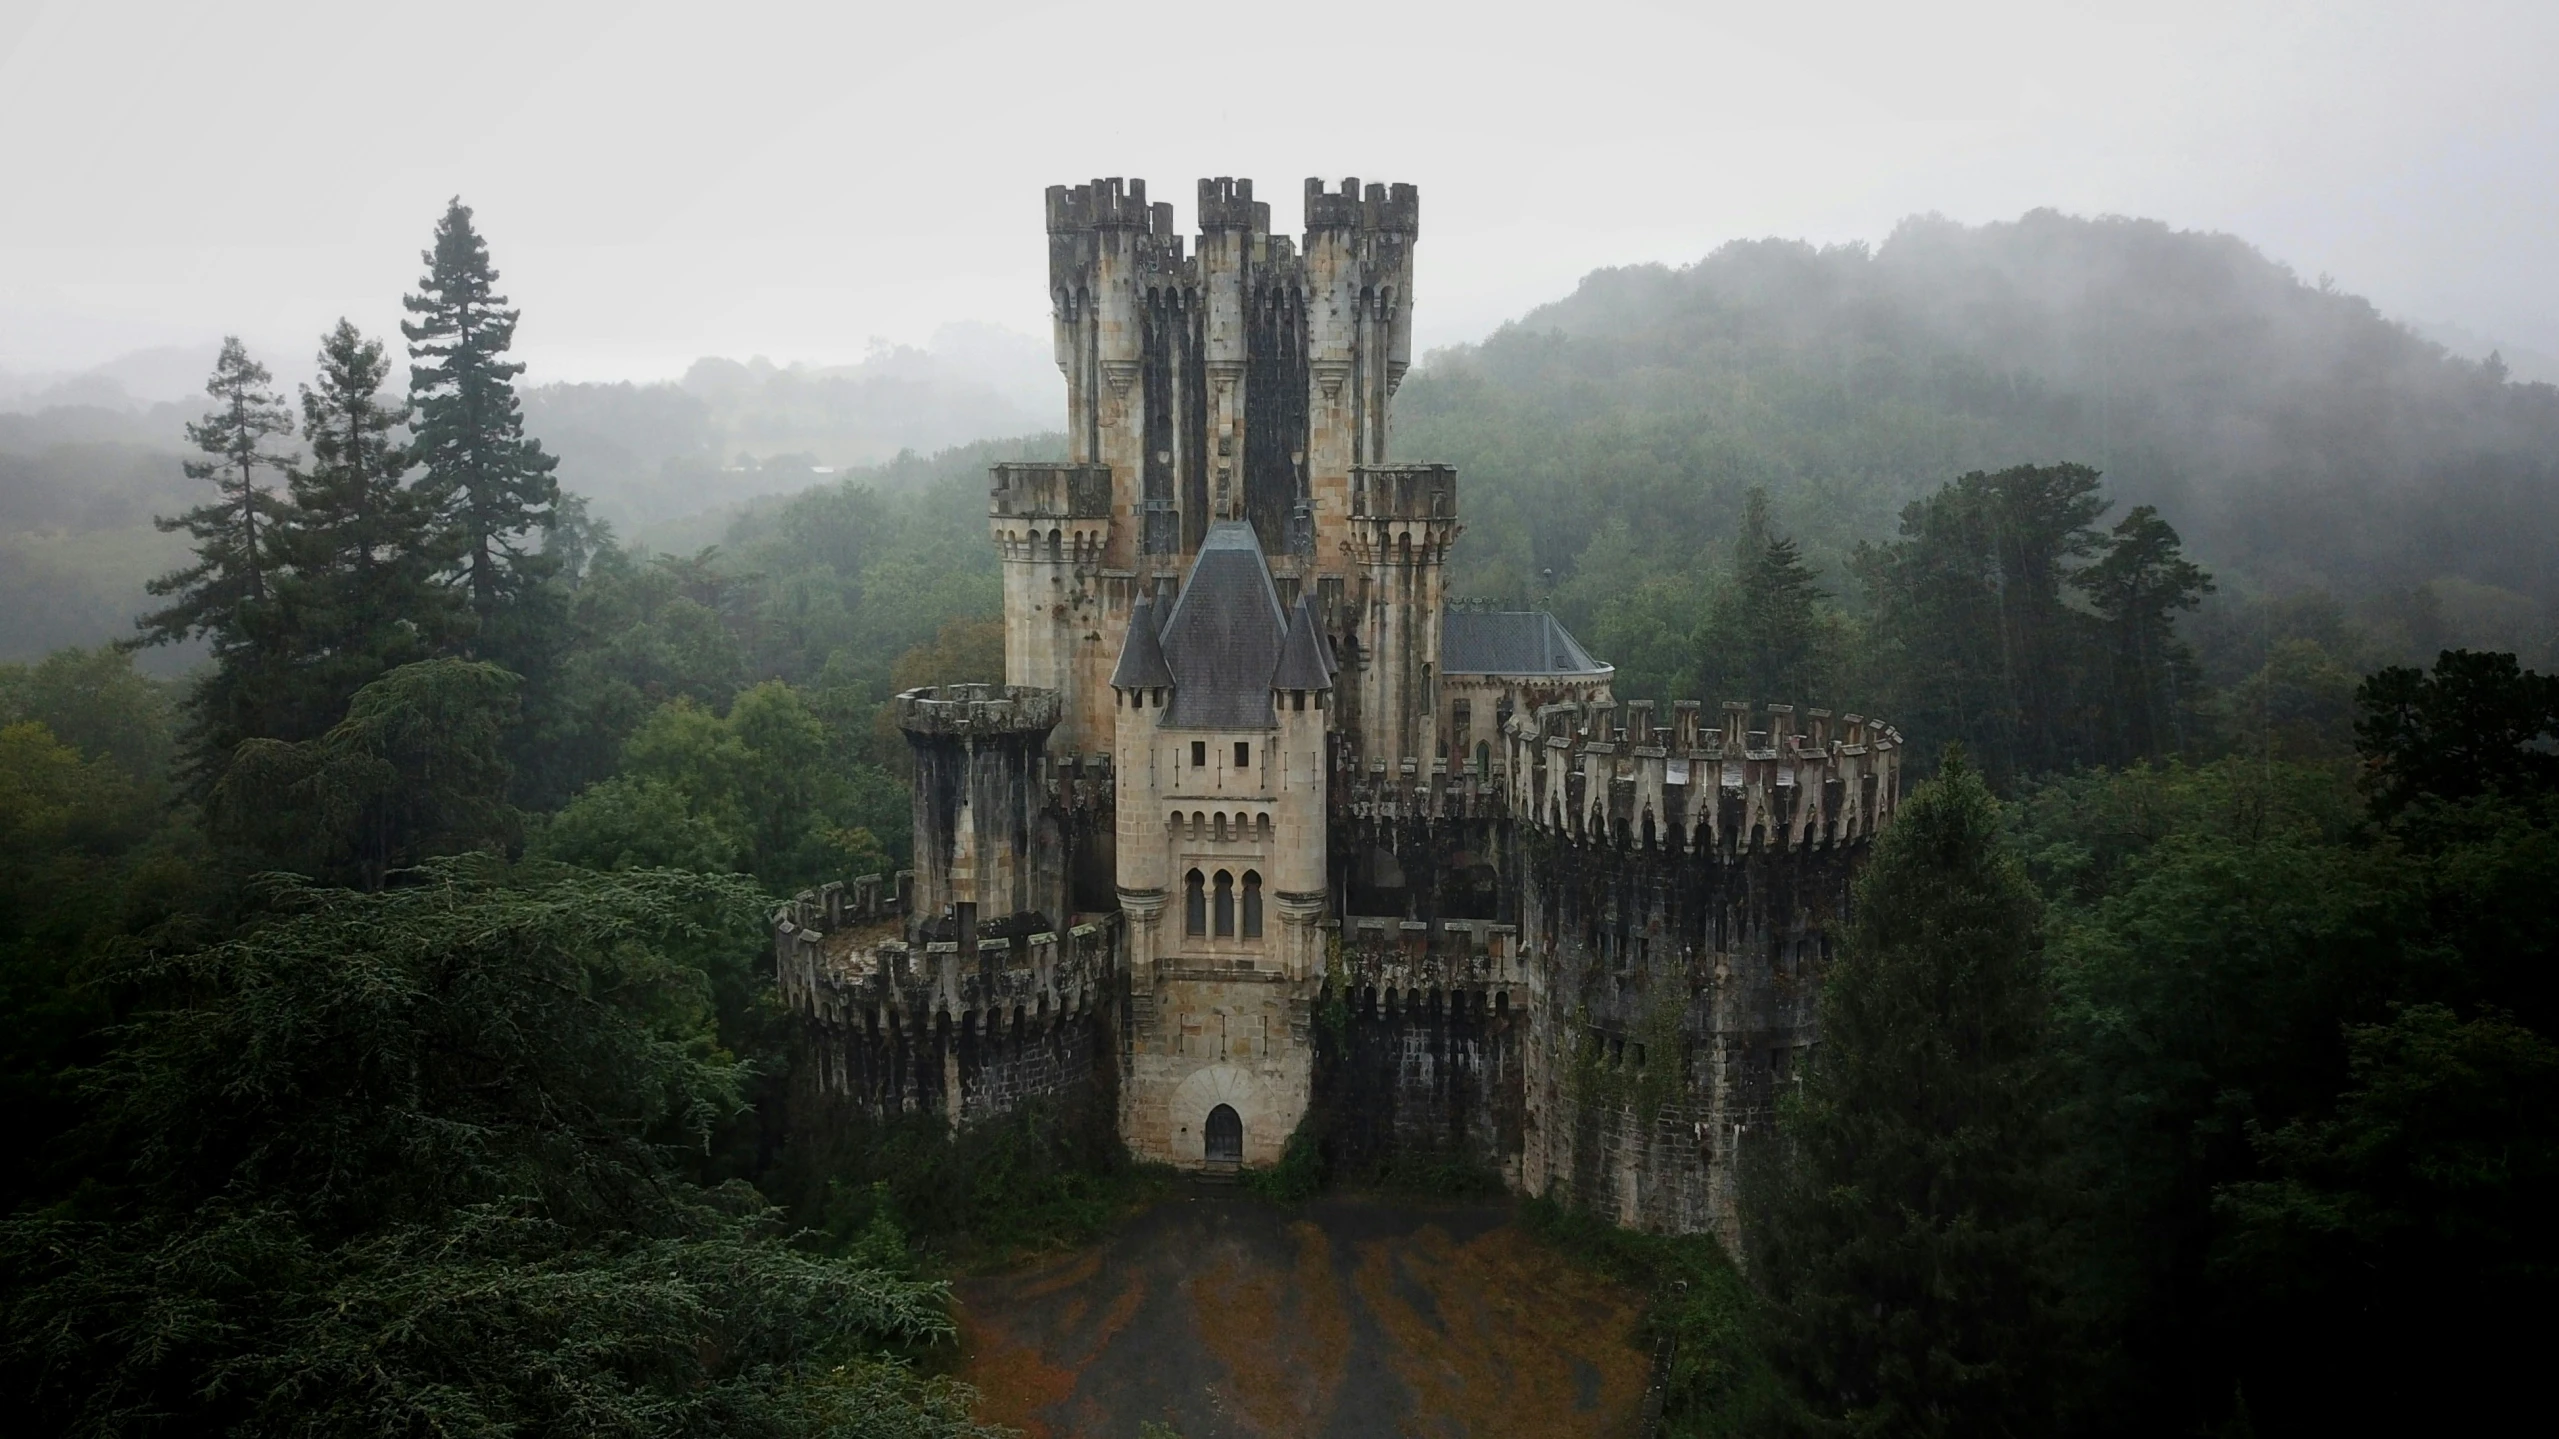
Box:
[1745,752,2077,1435]
[403,199,561,643]
[275,320,460,739]
[1701,487,1834,705]
[135,338,298,771]
[0,860,1002,1439]
[211,659,520,890]
[2353,649,2559,820]
[1857,465,2111,781]
[2071,505,2213,762]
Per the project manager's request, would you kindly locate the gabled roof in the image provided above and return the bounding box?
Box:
[1441,610,1611,677]
[1158,522,1288,729]
[1271,595,1335,692]
[1109,595,1174,689]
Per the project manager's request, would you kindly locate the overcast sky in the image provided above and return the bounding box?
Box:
[4,0,2555,385]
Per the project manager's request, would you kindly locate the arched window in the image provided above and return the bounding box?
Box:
[1205,1103,1242,1163]
[1213,870,1235,937]
[1047,529,1062,563]
[1184,869,1206,935]
[1242,871,1263,939]
[1476,740,1492,777]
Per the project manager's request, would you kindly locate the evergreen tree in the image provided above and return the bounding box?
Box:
[1856,465,2110,782]
[1744,752,2078,1436]
[274,320,459,739]
[1694,489,1836,705]
[134,337,298,774]
[211,659,519,891]
[2072,505,2212,762]
[402,198,560,645]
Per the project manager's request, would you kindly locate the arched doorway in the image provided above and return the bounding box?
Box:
[1204,1103,1243,1164]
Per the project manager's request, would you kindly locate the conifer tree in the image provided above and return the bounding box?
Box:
[135,337,298,771]
[2072,504,2212,762]
[402,198,560,647]
[1744,751,2078,1436]
[1701,488,1834,704]
[274,320,459,738]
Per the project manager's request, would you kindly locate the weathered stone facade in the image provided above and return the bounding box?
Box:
[777,177,1903,1236]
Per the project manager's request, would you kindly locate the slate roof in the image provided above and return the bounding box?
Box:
[1109,596,1174,689]
[1156,522,1288,729]
[1271,595,1336,692]
[1441,610,1611,676]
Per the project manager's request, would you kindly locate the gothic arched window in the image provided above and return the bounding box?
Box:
[1184,869,1206,935]
[1213,870,1235,937]
[1242,871,1263,939]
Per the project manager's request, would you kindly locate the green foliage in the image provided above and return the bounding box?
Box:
[804,1097,1164,1267]
[212,659,520,889]
[2353,647,2559,819]
[1744,752,2078,1436]
[541,681,895,891]
[404,198,561,640]
[1242,1116,1325,1202]
[0,644,177,781]
[1520,1197,1781,1437]
[134,336,297,777]
[273,319,460,741]
[0,859,992,1439]
[2014,652,2559,1435]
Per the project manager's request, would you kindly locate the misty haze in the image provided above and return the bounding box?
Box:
[3,5,2553,1439]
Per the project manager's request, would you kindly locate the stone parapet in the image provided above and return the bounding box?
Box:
[990,463,1114,521]
[1503,700,1902,853]
[895,682,1062,738]
[777,908,1121,1037]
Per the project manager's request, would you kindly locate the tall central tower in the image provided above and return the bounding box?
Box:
[991,177,1435,768]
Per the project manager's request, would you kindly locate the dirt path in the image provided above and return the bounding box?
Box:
[955,1193,1651,1439]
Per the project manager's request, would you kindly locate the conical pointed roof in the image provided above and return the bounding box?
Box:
[1110,595,1174,689]
[1271,595,1335,691]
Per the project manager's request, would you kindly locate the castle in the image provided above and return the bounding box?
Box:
[775,177,1902,1234]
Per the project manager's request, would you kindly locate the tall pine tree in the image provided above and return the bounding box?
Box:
[2071,504,2212,763]
[134,337,298,775]
[274,320,460,740]
[1743,751,2079,1437]
[1697,488,1835,706]
[402,198,560,654]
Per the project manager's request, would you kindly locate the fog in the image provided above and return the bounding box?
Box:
[4,0,2555,386]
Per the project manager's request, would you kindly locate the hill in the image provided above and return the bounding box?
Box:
[1400,209,2558,686]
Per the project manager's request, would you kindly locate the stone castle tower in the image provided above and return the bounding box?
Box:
[778,177,1904,1236]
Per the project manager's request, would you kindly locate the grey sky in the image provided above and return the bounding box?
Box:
[4,0,2554,384]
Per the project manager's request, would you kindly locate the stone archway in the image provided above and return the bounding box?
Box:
[1205,1103,1242,1164]
[1169,1063,1256,1167]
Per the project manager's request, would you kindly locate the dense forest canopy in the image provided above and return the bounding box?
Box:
[1400,209,2556,699]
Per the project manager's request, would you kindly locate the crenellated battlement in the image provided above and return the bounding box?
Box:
[1197,175,1270,233]
[1304,177,1421,235]
[895,682,1061,738]
[990,462,1114,521]
[1350,464,1458,520]
[1501,700,1903,853]
[777,897,1120,1038]
[1046,177,1165,233]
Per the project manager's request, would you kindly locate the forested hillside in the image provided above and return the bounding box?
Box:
[1403,209,2558,707]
